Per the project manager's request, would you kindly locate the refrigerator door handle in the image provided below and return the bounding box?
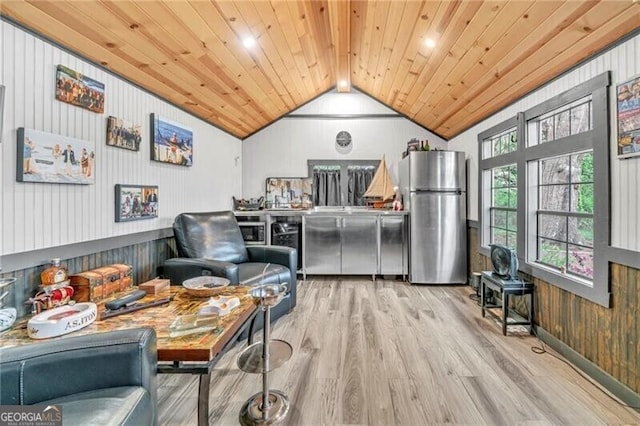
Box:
[415,188,463,194]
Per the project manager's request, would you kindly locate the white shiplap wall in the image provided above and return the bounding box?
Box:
[447,33,640,252]
[241,89,447,198]
[0,21,242,256]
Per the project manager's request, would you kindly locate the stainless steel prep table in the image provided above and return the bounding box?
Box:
[234,208,408,279]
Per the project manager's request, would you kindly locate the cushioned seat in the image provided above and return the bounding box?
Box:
[0,328,157,426]
[41,387,151,426]
[237,262,290,286]
[161,211,297,331]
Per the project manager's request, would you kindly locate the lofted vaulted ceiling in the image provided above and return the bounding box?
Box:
[2,1,640,140]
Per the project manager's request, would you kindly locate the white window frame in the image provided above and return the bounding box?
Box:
[478,117,522,251]
[527,150,594,283]
[489,164,518,249]
[478,117,520,255]
[523,73,610,305]
[478,72,611,306]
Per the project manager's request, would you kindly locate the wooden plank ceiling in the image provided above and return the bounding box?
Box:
[2,1,640,139]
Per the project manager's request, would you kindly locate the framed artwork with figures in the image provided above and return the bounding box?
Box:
[55,65,105,113]
[150,114,193,166]
[115,184,158,222]
[16,128,95,185]
[617,74,640,159]
[107,116,142,151]
[0,85,5,144]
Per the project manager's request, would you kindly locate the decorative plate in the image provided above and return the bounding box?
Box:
[182,276,231,297]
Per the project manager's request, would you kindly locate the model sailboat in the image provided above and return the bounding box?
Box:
[363,156,396,207]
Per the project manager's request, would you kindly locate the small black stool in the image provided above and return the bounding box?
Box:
[480,271,534,336]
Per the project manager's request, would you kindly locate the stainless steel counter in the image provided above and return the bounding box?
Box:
[234,208,408,217]
[234,208,408,279]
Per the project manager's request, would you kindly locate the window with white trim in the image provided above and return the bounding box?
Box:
[525,92,599,287]
[531,151,594,280]
[478,72,611,306]
[533,98,592,145]
[479,119,519,252]
[483,128,518,158]
[489,164,518,248]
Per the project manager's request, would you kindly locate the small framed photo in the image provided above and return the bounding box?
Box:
[107,116,142,151]
[115,184,158,222]
[150,114,193,166]
[55,65,105,113]
[17,128,95,185]
[616,74,640,159]
[0,85,5,144]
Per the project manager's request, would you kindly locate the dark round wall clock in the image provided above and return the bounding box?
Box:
[336,131,352,148]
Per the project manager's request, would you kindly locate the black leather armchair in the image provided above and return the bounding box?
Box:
[0,328,158,426]
[161,211,297,326]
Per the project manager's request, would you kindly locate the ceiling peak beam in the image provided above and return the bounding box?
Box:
[329,0,351,92]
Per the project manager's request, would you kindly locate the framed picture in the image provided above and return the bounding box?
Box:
[616,74,640,159]
[150,114,193,166]
[107,116,142,151]
[55,65,105,113]
[16,128,95,185]
[0,85,5,144]
[115,184,158,222]
[265,177,312,209]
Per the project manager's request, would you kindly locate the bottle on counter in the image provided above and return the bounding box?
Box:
[392,187,403,211]
[40,258,68,286]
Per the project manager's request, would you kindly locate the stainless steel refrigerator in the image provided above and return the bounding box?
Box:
[399,151,467,284]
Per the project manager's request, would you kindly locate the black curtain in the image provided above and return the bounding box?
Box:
[348,167,375,206]
[313,169,341,206]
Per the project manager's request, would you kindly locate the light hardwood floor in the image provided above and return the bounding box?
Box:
[157,277,640,425]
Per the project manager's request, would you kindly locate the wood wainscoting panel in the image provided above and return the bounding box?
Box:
[468,224,488,275]
[0,236,176,318]
[467,226,640,396]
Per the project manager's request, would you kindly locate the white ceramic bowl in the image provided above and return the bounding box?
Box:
[182,276,230,297]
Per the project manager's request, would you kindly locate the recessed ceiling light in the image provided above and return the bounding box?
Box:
[425,38,436,48]
[339,80,348,88]
[242,37,256,48]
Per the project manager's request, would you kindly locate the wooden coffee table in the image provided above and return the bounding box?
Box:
[1,286,259,426]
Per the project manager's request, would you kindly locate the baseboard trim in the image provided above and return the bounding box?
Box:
[534,325,640,411]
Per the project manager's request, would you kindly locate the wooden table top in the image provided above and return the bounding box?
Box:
[1,286,258,363]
